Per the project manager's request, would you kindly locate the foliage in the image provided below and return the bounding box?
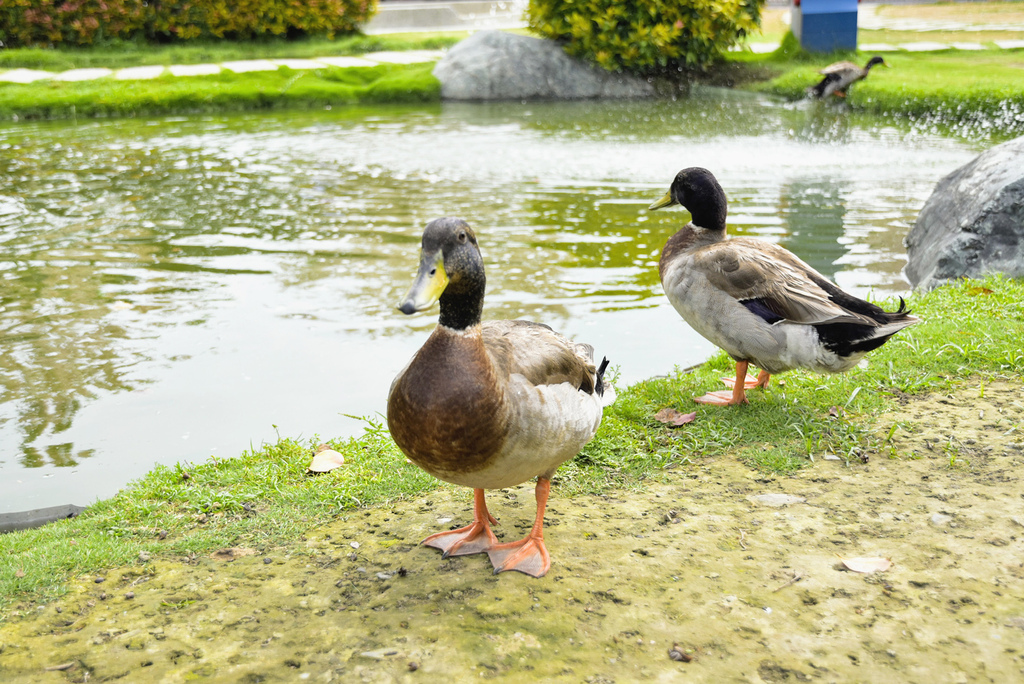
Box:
[527,0,765,73]
[0,0,378,48]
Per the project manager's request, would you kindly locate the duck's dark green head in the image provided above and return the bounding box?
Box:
[398,217,485,329]
[648,167,728,232]
[866,56,888,69]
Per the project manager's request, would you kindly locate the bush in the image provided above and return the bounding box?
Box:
[527,0,765,73]
[0,0,378,48]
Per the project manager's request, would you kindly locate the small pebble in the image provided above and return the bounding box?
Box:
[408,661,419,672]
[94,577,105,584]
[99,593,107,601]
[263,557,273,565]
[125,592,135,600]
[138,551,151,563]
[668,646,693,662]
[158,530,168,540]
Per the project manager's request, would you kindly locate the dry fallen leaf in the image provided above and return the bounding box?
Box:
[838,555,892,573]
[654,408,697,426]
[307,445,346,473]
[210,547,258,561]
[15,568,25,578]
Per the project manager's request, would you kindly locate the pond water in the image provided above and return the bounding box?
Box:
[0,89,989,513]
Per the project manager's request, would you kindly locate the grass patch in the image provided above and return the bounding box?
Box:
[0,63,439,120]
[732,37,1024,137]
[0,33,464,71]
[1,275,1022,618]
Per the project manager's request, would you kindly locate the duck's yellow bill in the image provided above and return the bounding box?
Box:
[648,191,676,211]
[397,250,448,315]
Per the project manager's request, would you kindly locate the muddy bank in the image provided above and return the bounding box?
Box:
[1,380,1023,683]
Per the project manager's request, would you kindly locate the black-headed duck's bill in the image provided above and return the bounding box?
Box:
[397,249,449,315]
[648,191,677,211]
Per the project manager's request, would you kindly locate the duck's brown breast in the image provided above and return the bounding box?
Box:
[387,328,509,479]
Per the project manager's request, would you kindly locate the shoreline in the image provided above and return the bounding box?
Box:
[2,276,1022,621]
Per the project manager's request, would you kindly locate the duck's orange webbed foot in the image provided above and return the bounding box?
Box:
[695,362,758,406]
[422,488,498,558]
[488,534,550,578]
[693,389,747,406]
[486,478,553,578]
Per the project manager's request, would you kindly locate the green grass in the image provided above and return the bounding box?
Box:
[1,275,1022,619]
[732,34,1024,135]
[0,33,464,71]
[0,63,439,120]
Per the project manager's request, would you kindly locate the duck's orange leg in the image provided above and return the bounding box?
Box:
[422,488,498,558]
[487,478,552,578]
[695,361,754,406]
[721,367,771,390]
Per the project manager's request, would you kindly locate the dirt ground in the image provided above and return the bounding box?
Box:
[1,380,1023,683]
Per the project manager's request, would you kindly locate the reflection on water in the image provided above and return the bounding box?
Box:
[0,91,986,511]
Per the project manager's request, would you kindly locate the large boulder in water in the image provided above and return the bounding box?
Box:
[432,30,655,101]
[905,136,1024,290]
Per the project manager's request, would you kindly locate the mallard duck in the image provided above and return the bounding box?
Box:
[808,56,888,99]
[649,167,919,406]
[387,217,610,577]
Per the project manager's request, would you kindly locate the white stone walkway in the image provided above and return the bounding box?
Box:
[0,50,445,84]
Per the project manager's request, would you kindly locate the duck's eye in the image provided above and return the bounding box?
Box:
[429,268,436,276]
[457,232,467,243]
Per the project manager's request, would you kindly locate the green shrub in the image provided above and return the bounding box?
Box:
[0,0,378,48]
[528,0,765,73]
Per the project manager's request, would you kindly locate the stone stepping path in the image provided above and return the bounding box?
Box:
[737,40,1019,53]
[0,51,444,84]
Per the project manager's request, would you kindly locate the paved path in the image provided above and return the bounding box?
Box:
[0,50,446,85]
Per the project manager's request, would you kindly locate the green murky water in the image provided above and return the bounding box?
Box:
[0,90,985,512]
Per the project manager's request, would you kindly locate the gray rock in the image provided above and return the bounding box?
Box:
[751,493,806,507]
[930,512,952,526]
[905,136,1024,289]
[432,30,655,101]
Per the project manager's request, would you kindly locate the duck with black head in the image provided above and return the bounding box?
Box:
[387,217,611,577]
[808,55,889,99]
[649,167,919,406]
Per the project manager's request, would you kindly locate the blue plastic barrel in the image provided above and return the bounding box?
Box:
[791,0,858,53]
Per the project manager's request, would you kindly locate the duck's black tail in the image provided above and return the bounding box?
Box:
[594,357,610,398]
[814,297,920,357]
[808,73,840,98]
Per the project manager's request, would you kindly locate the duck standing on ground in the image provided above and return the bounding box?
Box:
[808,56,888,99]
[649,167,919,406]
[387,217,610,577]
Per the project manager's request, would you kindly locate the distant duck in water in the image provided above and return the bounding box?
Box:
[649,167,919,406]
[387,217,611,577]
[808,56,888,99]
